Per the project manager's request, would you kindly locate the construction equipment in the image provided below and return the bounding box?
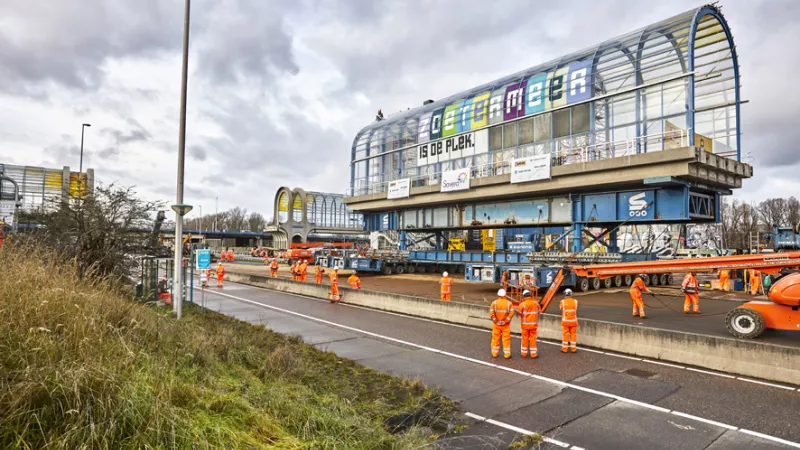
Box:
[538,251,800,339]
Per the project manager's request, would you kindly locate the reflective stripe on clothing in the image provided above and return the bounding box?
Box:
[519,299,540,326]
[490,298,514,323]
[560,298,578,324]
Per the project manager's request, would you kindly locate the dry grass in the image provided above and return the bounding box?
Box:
[0,244,456,449]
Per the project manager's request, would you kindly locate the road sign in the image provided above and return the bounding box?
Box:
[196,249,211,270]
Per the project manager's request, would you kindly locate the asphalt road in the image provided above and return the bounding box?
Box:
[192,281,800,450]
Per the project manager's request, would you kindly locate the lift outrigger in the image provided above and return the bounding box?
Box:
[538,252,800,339]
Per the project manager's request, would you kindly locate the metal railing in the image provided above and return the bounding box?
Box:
[348,128,693,197]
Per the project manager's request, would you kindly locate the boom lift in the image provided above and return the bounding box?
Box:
[538,252,800,339]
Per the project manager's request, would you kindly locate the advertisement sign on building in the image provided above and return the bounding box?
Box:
[510,154,551,184]
[387,178,410,199]
[440,168,471,193]
[416,129,488,166]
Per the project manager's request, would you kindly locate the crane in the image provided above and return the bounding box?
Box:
[538,251,800,339]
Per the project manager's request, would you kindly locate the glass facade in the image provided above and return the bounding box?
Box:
[276,188,362,229]
[349,5,739,197]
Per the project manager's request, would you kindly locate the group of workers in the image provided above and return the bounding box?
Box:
[219,249,235,262]
[629,272,701,318]
[489,287,579,359]
[263,257,363,303]
[199,262,227,288]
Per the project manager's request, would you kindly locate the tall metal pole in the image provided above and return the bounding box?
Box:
[79,123,91,195]
[173,0,192,320]
[214,196,218,231]
[199,205,202,231]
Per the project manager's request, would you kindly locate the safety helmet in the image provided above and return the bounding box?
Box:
[497,288,507,297]
[352,271,357,275]
[564,288,573,296]
[522,290,532,298]
[443,271,449,277]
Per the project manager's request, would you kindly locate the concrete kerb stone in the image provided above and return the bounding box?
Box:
[225,272,800,385]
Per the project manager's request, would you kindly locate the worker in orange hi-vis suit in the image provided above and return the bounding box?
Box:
[216,263,226,288]
[269,258,279,278]
[439,271,453,301]
[750,270,762,296]
[315,264,325,284]
[348,271,362,289]
[560,289,578,353]
[718,269,730,292]
[299,260,308,282]
[629,274,652,318]
[681,272,700,313]
[290,261,298,281]
[227,250,235,262]
[220,249,227,262]
[490,288,514,359]
[519,290,540,358]
[329,268,341,303]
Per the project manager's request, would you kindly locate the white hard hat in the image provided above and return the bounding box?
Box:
[522,290,532,298]
[564,289,573,296]
[443,271,449,277]
[498,288,507,297]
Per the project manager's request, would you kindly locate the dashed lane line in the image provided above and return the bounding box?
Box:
[196,287,800,449]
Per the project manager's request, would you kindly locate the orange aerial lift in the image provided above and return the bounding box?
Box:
[539,251,800,339]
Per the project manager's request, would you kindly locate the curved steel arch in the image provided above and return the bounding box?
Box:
[688,5,741,161]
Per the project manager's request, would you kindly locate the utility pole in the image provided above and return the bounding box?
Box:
[214,196,218,231]
[79,123,91,195]
[172,0,192,320]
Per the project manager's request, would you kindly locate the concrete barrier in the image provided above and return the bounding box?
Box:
[226,272,800,385]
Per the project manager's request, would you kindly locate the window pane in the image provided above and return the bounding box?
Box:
[519,118,534,144]
[534,113,551,141]
[553,109,571,138]
[489,125,503,150]
[503,122,517,148]
[572,104,590,134]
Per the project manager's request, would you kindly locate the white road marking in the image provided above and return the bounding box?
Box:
[196,287,800,448]
[201,280,800,393]
[464,412,574,448]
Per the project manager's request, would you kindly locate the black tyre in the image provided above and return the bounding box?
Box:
[642,274,651,285]
[590,277,601,290]
[395,265,406,275]
[725,308,765,339]
[659,274,669,286]
[666,274,674,285]
[624,274,633,286]
[650,274,660,286]
[407,265,416,274]
[613,275,623,288]
[576,277,590,292]
[381,265,392,276]
[417,265,427,274]
[602,277,613,289]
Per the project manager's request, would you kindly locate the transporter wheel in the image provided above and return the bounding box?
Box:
[395,265,406,275]
[602,278,613,289]
[642,274,651,285]
[659,274,669,286]
[666,274,674,285]
[407,265,416,274]
[381,265,392,276]
[417,265,427,274]
[725,308,765,339]
[623,274,633,286]
[456,265,465,274]
[613,275,623,288]
[576,277,590,293]
[590,277,602,290]
[650,274,660,286]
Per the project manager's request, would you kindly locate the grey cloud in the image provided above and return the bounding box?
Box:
[189,145,208,162]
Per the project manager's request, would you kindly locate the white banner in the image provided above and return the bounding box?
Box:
[440,167,471,192]
[387,178,410,199]
[510,154,551,184]
[416,129,488,166]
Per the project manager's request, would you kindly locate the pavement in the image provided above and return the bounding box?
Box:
[222,262,799,348]
[191,281,800,450]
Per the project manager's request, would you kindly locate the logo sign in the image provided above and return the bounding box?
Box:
[417,129,488,166]
[510,154,551,184]
[387,178,410,199]
[440,168,471,192]
[196,249,211,270]
[620,191,654,220]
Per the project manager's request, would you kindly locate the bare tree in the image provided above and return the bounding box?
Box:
[227,207,248,231]
[757,198,786,228]
[787,197,800,229]
[247,212,266,232]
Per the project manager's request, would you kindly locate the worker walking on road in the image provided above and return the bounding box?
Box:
[519,290,540,358]
[269,258,279,278]
[348,271,362,289]
[560,289,578,353]
[490,288,514,359]
[719,269,730,292]
[315,264,324,285]
[750,270,762,296]
[329,268,341,302]
[199,269,208,288]
[299,260,308,282]
[681,272,701,313]
[439,271,453,301]
[216,263,226,288]
[629,274,652,318]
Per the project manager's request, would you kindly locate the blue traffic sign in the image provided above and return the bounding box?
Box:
[196,249,211,270]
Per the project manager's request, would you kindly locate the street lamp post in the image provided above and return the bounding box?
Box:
[173,0,192,320]
[79,123,91,195]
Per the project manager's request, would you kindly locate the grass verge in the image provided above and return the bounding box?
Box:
[0,245,456,449]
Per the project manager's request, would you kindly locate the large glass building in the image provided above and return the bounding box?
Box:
[348,4,740,198]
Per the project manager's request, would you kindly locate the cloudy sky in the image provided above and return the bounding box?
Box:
[1,0,798,221]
